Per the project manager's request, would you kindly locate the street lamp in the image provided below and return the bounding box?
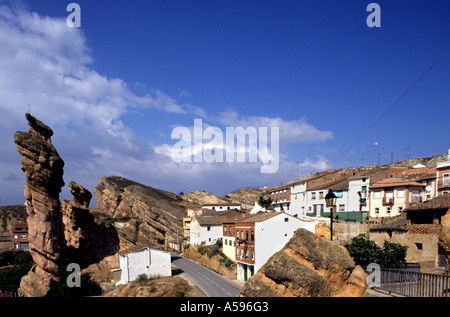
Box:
[325,189,337,241]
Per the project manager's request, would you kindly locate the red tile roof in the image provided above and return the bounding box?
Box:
[369,178,426,189]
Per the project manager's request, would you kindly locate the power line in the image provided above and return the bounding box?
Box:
[332,47,450,165]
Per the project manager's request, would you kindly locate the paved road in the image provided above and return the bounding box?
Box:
[171,254,242,297]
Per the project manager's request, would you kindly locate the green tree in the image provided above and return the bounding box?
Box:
[346,234,382,266]
[346,234,407,268]
[379,240,408,267]
[258,196,272,209]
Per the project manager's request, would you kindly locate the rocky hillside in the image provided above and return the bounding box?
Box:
[238,228,367,297]
[182,186,275,210]
[0,205,27,234]
[92,176,186,249]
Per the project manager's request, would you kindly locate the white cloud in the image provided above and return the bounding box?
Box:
[216,110,333,145]
[0,5,334,205]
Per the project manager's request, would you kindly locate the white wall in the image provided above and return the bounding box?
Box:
[190,219,222,245]
[254,213,316,273]
[289,182,307,216]
[348,177,370,211]
[117,248,171,285]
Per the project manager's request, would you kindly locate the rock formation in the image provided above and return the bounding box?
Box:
[62,181,119,269]
[93,176,184,249]
[238,228,367,297]
[14,114,119,297]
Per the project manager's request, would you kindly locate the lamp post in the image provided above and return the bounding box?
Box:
[325,189,337,241]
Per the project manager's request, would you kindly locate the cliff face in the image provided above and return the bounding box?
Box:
[14,114,119,297]
[238,228,367,297]
[93,176,185,249]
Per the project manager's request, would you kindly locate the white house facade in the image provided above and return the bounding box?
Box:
[235,212,317,281]
[115,247,172,285]
[189,216,223,246]
[289,181,307,217]
[348,176,370,212]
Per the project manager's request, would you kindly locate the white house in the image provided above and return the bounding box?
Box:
[190,210,244,245]
[202,203,241,211]
[305,178,349,217]
[289,180,307,217]
[234,212,317,281]
[114,246,172,285]
[347,176,370,212]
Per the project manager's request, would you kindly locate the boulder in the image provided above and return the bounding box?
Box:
[238,228,367,297]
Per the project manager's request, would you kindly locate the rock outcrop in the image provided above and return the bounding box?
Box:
[62,181,119,269]
[238,228,367,297]
[93,176,184,249]
[14,114,119,297]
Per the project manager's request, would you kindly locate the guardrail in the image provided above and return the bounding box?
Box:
[376,268,450,297]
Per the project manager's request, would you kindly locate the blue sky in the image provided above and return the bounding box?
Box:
[0,0,449,205]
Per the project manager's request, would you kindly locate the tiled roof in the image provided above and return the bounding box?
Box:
[369,178,427,189]
[236,212,282,223]
[405,193,450,211]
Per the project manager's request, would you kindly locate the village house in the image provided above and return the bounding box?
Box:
[12,223,29,250]
[305,178,349,218]
[113,246,172,285]
[202,203,241,211]
[182,207,210,238]
[369,178,427,218]
[226,212,317,281]
[269,185,291,212]
[436,150,450,196]
[189,210,244,246]
[369,193,450,272]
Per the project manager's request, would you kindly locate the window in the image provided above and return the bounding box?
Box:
[319,191,324,199]
[246,231,249,240]
[252,250,255,260]
[21,235,27,239]
[207,226,211,231]
[339,204,345,212]
[444,174,450,186]
[387,207,391,214]
[415,243,423,250]
[284,217,289,222]
[386,190,393,199]
[311,192,316,200]
[374,191,381,199]
[251,231,254,241]
[375,208,379,214]
[411,190,420,202]
[397,189,405,198]
[398,207,403,213]
[335,191,343,198]
[224,226,227,233]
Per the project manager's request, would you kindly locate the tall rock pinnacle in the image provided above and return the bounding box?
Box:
[14,113,118,297]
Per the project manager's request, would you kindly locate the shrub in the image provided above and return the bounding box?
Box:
[346,234,407,268]
[0,251,33,292]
